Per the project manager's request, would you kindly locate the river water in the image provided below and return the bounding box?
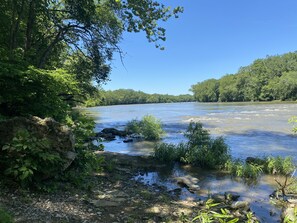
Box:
[85,102,297,222]
[86,102,297,160]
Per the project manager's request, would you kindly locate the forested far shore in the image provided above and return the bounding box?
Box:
[84,89,195,106]
[191,52,297,102]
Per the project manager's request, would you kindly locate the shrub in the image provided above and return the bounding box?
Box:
[0,207,14,223]
[264,156,295,175]
[225,160,263,179]
[154,122,230,169]
[60,111,104,188]
[225,156,296,180]
[289,116,297,133]
[125,115,165,140]
[1,130,63,186]
[183,122,230,169]
[154,143,187,163]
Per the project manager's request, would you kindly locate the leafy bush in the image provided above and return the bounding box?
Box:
[154,122,230,169]
[0,207,14,223]
[125,115,165,140]
[289,116,297,133]
[264,156,295,175]
[60,111,104,188]
[154,143,187,163]
[0,62,80,121]
[0,130,62,186]
[225,156,296,180]
[225,160,263,179]
[183,122,230,169]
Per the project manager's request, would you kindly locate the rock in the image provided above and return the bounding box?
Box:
[174,175,200,192]
[225,192,240,201]
[101,128,127,137]
[0,116,76,176]
[123,138,133,143]
[231,201,250,210]
[245,157,265,165]
[95,132,116,141]
[211,194,225,203]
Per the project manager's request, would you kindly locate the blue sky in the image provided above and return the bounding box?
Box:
[103,0,297,95]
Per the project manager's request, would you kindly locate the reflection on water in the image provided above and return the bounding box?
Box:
[134,165,283,223]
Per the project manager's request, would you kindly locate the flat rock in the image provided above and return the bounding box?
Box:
[174,175,200,192]
[231,201,250,210]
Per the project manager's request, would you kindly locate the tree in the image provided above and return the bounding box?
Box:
[191,51,297,102]
[190,79,219,102]
[0,0,183,117]
[218,74,238,102]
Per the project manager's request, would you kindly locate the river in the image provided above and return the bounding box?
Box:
[85,102,297,222]
[86,102,297,160]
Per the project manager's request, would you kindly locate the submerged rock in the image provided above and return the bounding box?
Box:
[174,175,200,192]
[231,201,250,210]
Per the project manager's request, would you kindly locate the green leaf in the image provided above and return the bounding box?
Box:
[2,145,10,150]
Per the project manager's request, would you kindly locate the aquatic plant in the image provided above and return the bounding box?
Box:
[154,143,187,163]
[125,115,165,140]
[264,156,295,175]
[224,160,263,179]
[154,122,230,169]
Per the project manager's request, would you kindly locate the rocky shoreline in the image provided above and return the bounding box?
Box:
[0,151,289,223]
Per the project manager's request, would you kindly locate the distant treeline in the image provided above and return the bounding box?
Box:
[85,89,194,106]
[191,52,297,102]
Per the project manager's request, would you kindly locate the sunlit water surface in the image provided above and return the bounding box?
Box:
[84,102,297,222]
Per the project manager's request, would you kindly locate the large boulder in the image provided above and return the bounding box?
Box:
[0,116,76,176]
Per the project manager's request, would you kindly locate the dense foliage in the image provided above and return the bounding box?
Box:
[0,0,182,186]
[0,0,182,117]
[84,89,194,106]
[1,130,62,186]
[191,52,297,102]
[0,207,14,223]
[125,115,165,140]
[154,122,231,169]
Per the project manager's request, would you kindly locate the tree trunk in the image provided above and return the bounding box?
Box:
[25,0,36,56]
[9,0,26,59]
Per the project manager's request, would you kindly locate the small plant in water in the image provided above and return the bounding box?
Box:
[154,122,230,169]
[125,115,165,140]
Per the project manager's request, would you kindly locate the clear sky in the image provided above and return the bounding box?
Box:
[103,0,297,95]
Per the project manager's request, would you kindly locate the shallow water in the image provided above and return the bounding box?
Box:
[134,165,283,223]
[84,102,297,222]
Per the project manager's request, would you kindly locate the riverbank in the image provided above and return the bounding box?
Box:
[0,152,260,223]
